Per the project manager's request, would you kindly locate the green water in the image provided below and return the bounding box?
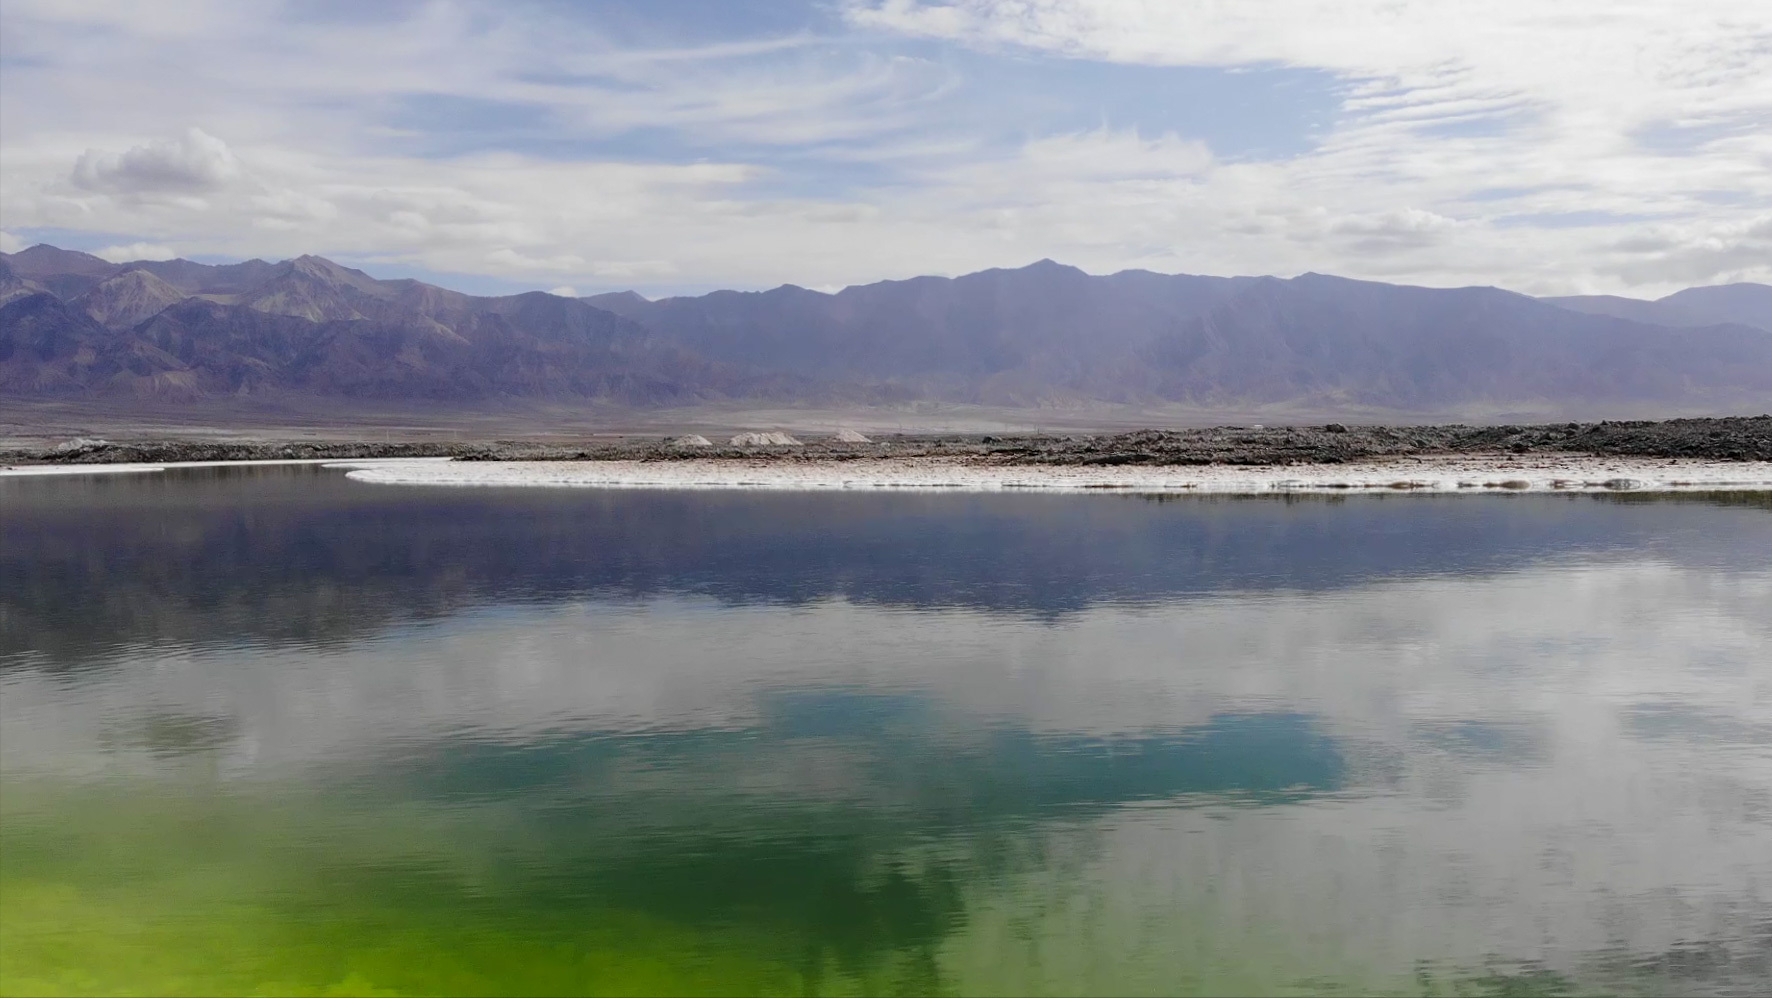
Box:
[3,468,1769,995]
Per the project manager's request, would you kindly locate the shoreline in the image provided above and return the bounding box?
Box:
[3,416,1769,469]
[8,453,1771,494]
[0,457,453,477]
[4,417,1768,493]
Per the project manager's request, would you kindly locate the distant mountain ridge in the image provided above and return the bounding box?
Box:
[1545,284,1772,332]
[4,244,1769,413]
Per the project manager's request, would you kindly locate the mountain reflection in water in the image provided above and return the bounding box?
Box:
[4,464,1769,666]
[2,466,1769,996]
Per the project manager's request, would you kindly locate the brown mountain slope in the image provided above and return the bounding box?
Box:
[73,269,189,329]
[0,258,50,306]
[0,292,194,396]
[3,245,120,299]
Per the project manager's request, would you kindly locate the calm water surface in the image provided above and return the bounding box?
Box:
[2,466,1769,995]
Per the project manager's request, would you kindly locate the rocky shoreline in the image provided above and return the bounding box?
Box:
[4,415,1769,468]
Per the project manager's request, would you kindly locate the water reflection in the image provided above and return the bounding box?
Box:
[393,706,1345,812]
[4,465,1770,668]
[2,467,1770,995]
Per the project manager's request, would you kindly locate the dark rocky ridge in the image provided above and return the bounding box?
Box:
[6,416,1767,467]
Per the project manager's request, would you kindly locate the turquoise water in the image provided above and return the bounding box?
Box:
[2,467,1769,995]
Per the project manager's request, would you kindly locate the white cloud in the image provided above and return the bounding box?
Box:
[1326,208,1461,255]
[547,285,578,297]
[0,230,22,253]
[0,1,1766,296]
[94,242,178,262]
[1602,213,1772,286]
[840,0,1772,292]
[71,127,241,195]
[588,260,679,280]
[0,0,248,40]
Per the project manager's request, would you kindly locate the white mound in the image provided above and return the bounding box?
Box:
[669,434,713,447]
[832,429,872,443]
[51,437,110,453]
[729,432,802,447]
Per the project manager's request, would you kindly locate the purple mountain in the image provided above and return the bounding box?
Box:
[4,245,1768,413]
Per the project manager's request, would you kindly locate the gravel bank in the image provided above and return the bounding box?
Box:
[4,416,1769,467]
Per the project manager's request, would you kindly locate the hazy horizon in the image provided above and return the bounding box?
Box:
[10,240,1769,306]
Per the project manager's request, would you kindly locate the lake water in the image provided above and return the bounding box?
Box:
[2,465,1769,996]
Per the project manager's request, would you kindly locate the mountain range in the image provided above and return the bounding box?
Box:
[4,242,1770,414]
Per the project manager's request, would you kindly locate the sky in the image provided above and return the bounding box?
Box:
[1,0,1768,298]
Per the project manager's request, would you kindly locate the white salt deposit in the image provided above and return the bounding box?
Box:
[669,434,713,447]
[331,454,1772,494]
[8,454,1768,494]
[50,437,110,453]
[728,432,802,446]
[832,429,872,443]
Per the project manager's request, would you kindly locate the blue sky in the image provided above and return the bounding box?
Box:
[1,1,1768,297]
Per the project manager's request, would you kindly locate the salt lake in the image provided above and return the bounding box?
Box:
[2,464,1768,995]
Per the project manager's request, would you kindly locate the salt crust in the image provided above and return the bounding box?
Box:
[5,455,1768,492]
[329,455,1772,494]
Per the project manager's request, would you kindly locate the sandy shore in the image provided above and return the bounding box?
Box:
[322,454,1772,493]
